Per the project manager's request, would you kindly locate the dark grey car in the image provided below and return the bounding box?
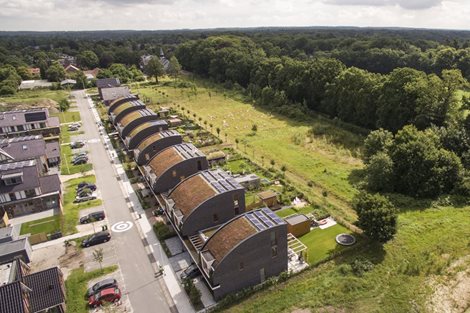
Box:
[86,278,118,297]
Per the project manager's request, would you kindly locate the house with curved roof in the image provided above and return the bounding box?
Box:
[198,207,288,299]
[162,169,245,236]
[134,130,182,165]
[115,109,163,138]
[109,99,146,124]
[108,95,139,114]
[143,143,207,194]
[125,121,171,150]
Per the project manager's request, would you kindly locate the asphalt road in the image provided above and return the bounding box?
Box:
[72,90,172,313]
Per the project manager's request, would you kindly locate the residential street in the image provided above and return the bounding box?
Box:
[72,90,173,313]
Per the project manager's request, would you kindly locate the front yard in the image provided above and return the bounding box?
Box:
[20,215,62,236]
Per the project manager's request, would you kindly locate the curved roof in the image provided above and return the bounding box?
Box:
[136,130,180,152]
[108,95,138,113]
[204,217,256,263]
[202,208,286,264]
[148,143,204,178]
[118,109,155,128]
[112,100,145,117]
[168,169,242,218]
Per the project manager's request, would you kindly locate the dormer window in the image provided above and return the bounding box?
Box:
[2,172,23,186]
[22,145,28,150]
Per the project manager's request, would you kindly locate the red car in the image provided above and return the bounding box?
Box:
[88,287,121,307]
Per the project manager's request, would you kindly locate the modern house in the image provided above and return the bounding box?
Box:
[161,169,245,236]
[143,143,208,193]
[115,108,163,138]
[107,95,140,114]
[125,120,170,150]
[134,130,182,165]
[0,258,66,313]
[109,99,146,124]
[235,174,260,190]
[0,160,61,218]
[101,86,131,106]
[0,108,60,138]
[257,190,279,208]
[96,78,120,99]
[0,227,32,264]
[197,207,288,299]
[64,64,80,75]
[0,135,60,171]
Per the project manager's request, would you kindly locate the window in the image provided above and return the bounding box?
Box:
[234,207,240,215]
[180,176,185,181]
[145,154,150,161]
[213,214,219,222]
[272,246,278,258]
[270,232,277,246]
[17,125,24,131]
[8,193,17,201]
[31,124,36,129]
[172,170,177,177]
[233,194,239,208]
[152,145,156,151]
[39,122,46,128]
[25,189,36,198]
[239,262,244,271]
[197,160,202,171]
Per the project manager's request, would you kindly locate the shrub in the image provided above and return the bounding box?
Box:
[183,278,202,308]
[351,258,374,277]
[153,221,176,240]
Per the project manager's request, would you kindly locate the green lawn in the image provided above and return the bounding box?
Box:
[52,111,81,124]
[299,224,353,265]
[60,144,92,175]
[134,78,362,223]
[20,215,62,236]
[0,89,68,107]
[63,175,102,235]
[220,206,470,313]
[65,265,118,313]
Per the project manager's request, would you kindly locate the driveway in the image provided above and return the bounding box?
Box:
[72,90,173,313]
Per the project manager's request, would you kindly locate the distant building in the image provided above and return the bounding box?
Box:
[64,64,80,75]
[96,78,120,100]
[207,151,227,166]
[107,95,140,114]
[60,79,76,87]
[83,68,100,80]
[57,53,76,68]
[101,86,131,106]
[27,68,40,77]
[0,160,61,218]
[0,135,60,171]
[133,130,182,165]
[0,258,66,313]
[0,108,60,138]
[140,49,170,71]
[143,143,208,193]
[285,214,310,237]
[168,118,183,127]
[257,190,279,208]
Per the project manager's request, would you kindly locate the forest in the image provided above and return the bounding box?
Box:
[1,27,469,201]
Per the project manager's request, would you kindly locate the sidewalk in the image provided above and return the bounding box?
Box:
[32,228,96,250]
[88,95,194,313]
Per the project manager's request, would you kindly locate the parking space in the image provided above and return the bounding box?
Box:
[86,267,131,312]
[82,240,118,272]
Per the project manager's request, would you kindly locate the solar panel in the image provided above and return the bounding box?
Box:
[246,214,266,231]
[262,207,285,225]
[254,210,275,227]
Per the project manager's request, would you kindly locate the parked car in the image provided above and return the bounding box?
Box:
[82,231,111,247]
[88,287,121,307]
[76,181,92,189]
[77,189,93,198]
[72,159,88,165]
[74,194,97,203]
[77,183,97,192]
[180,264,201,281]
[73,152,88,159]
[80,211,105,224]
[86,278,118,298]
[68,125,79,131]
[70,141,85,149]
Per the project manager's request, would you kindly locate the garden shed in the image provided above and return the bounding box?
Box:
[285,214,310,237]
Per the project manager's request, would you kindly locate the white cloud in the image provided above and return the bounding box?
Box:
[0,0,468,31]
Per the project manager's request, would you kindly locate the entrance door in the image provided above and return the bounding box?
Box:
[260,268,265,283]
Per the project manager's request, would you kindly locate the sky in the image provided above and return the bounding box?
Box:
[0,0,469,31]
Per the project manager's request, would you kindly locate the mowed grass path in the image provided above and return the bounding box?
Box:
[0,89,68,106]
[223,206,470,313]
[134,80,363,221]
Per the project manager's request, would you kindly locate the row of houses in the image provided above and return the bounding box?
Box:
[0,109,62,218]
[107,94,291,299]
